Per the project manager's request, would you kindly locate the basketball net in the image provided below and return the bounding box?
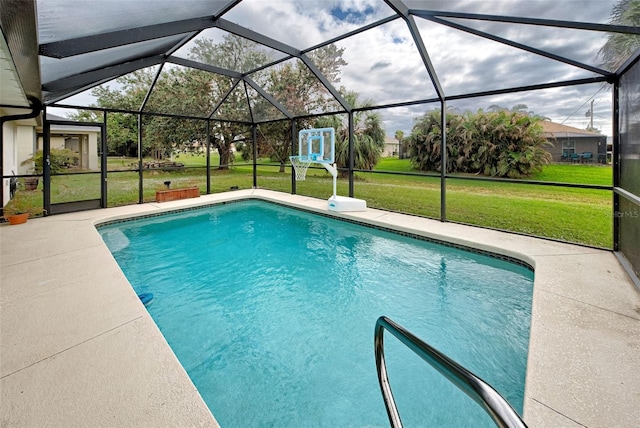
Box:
[290,156,312,181]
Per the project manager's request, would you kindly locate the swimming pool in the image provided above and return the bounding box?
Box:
[99,200,533,427]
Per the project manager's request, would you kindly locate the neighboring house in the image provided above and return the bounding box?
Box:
[541,121,608,163]
[35,113,100,172]
[383,136,399,157]
[2,112,100,206]
[9,113,100,176]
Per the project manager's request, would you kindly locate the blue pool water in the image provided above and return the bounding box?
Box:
[99,200,533,427]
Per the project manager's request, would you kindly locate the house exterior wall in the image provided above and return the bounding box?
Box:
[383,137,399,157]
[87,132,98,170]
[36,130,99,170]
[546,136,607,162]
[37,135,67,151]
[3,123,100,208]
[383,142,398,157]
[2,122,36,206]
[16,125,35,174]
[2,122,18,206]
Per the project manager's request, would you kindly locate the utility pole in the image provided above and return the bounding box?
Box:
[586,100,594,130]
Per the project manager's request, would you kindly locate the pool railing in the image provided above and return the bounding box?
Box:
[374,316,528,428]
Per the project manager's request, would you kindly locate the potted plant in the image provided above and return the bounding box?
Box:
[21,151,44,190]
[21,148,80,190]
[3,193,45,225]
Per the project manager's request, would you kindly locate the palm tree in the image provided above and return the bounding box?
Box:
[405,109,471,173]
[314,92,385,176]
[598,0,640,70]
[407,109,550,177]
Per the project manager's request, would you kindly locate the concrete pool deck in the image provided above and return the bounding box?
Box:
[1,189,638,427]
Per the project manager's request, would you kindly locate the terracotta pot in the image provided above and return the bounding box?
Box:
[6,213,29,225]
[24,177,39,191]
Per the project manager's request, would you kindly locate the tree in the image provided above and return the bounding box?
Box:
[467,110,551,177]
[68,35,352,170]
[487,104,550,121]
[186,35,271,169]
[314,92,385,176]
[239,44,349,172]
[406,109,470,173]
[68,70,154,156]
[598,0,640,70]
[70,109,138,157]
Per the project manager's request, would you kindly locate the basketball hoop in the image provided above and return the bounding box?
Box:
[290,156,312,181]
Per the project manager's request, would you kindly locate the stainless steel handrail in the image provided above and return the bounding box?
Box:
[374,316,528,428]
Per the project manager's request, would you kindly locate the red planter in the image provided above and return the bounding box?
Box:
[155,187,200,203]
[6,213,29,225]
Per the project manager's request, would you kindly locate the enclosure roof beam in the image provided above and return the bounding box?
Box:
[49,73,608,122]
[167,56,243,79]
[444,76,610,101]
[243,81,255,124]
[616,49,640,76]
[244,76,293,119]
[43,76,113,105]
[245,15,401,76]
[300,55,352,113]
[213,19,351,119]
[301,14,401,55]
[215,18,301,57]
[208,78,243,119]
[215,0,245,19]
[243,55,295,78]
[165,32,200,58]
[385,0,445,100]
[139,63,165,112]
[411,10,640,35]
[39,16,214,59]
[42,55,165,93]
[425,15,613,78]
[47,101,250,124]
[38,0,242,59]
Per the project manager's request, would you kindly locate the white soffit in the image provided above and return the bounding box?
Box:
[0,29,29,114]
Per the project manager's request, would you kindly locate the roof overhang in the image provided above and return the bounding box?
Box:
[0,0,42,123]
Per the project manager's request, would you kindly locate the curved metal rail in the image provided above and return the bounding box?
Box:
[374,316,528,428]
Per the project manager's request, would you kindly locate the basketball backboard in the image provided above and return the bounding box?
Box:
[297,128,335,164]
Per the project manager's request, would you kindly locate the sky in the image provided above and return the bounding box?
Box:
[222,0,619,136]
[50,0,630,137]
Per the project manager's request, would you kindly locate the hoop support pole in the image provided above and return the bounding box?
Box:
[322,163,338,198]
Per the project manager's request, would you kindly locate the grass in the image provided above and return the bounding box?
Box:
[10,154,614,248]
[528,163,612,186]
[376,157,613,186]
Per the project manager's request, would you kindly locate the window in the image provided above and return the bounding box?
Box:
[562,140,575,155]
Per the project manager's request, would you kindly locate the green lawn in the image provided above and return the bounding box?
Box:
[11,155,614,248]
[376,157,613,186]
[529,163,612,186]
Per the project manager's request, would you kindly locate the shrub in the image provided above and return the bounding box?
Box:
[3,193,44,217]
[21,148,80,174]
[406,109,551,178]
